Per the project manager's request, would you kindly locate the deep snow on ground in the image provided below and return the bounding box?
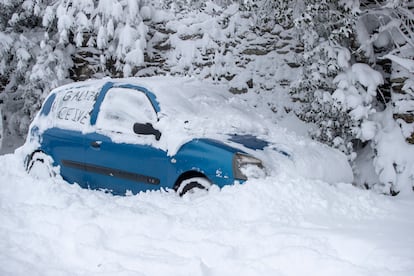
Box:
[1,152,413,276]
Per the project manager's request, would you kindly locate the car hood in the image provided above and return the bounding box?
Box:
[228,134,269,150]
[224,134,353,184]
[227,134,292,158]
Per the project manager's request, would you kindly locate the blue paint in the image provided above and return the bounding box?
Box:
[90,82,113,125]
[228,134,269,150]
[40,93,56,116]
[228,134,292,158]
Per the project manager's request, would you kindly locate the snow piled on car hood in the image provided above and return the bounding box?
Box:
[32,76,353,184]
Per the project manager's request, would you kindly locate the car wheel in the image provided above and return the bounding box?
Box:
[26,151,56,179]
[175,177,212,197]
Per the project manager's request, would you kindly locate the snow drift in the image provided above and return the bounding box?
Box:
[0,151,413,276]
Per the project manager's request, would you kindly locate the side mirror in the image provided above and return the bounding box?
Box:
[133,123,161,141]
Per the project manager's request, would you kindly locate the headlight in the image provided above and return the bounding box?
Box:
[233,153,264,180]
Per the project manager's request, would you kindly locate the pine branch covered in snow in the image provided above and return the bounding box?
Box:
[290,0,359,157]
[0,0,64,141]
[353,0,414,195]
[289,0,414,195]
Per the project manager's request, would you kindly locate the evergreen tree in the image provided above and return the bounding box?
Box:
[0,0,59,142]
[354,0,414,194]
[290,0,358,157]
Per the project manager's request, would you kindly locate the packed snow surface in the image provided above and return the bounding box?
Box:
[1,152,414,276]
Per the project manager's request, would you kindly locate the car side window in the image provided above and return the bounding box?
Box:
[95,87,157,134]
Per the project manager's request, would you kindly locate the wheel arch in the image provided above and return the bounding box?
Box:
[25,149,46,170]
[173,170,210,191]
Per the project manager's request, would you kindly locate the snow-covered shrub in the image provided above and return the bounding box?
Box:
[352,0,414,194]
[0,0,64,141]
[290,0,414,194]
[43,0,149,78]
[333,63,384,141]
[146,0,293,97]
[291,0,358,157]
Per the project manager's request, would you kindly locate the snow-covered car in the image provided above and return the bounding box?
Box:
[24,77,353,196]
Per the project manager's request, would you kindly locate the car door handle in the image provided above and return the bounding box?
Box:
[90,141,102,148]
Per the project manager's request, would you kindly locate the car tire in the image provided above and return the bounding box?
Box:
[26,151,56,179]
[175,177,212,197]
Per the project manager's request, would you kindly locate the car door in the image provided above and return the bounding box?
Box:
[40,85,99,187]
[83,86,169,195]
[42,128,87,186]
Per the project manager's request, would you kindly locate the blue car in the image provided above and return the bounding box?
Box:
[25,78,266,196]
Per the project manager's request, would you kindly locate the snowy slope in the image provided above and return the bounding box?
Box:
[1,152,413,276]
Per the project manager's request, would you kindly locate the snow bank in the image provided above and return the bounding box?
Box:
[0,152,413,276]
[373,110,414,195]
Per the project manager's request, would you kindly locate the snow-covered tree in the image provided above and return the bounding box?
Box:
[290,0,358,157]
[353,0,414,195]
[0,0,63,144]
[43,0,150,78]
[289,0,414,194]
